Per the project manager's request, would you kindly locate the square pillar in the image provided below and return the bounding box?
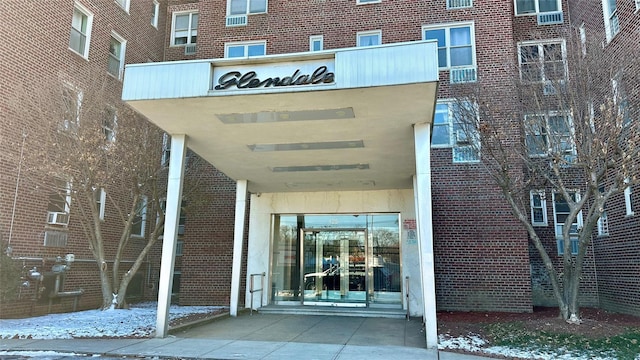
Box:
[413,123,438,349]
[230,179,248,316]
[156,134,187,338]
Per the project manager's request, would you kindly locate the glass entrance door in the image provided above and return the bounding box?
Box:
[302,229,367,307]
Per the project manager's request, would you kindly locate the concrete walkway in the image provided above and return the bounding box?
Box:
[0,313,496,359]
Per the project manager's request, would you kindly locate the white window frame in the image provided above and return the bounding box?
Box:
[61,83,82,132]
[309,35,324,52]
[596,186,609,236]
[431,99,480,163]
[530,190,548,226]
[552,191,582,255]
[225,40,266,58]
[602,0,620,42]
[69,2,94,59]
[422,22,476,70]
[96,188,106,221]
[161,133,171,166]
[108,32,126,80]
[102,106,117,143]
[115,0,130,13]
[357,0,381,4]
[611,75,631,126]
[171,11,198,46]
[151,0,160,28]
[131,196,147,238]
[625,178,634,216]
[357,30,382,47]
[514,0,561,15]
[636,0,640,12]
[524,112,575,160]
[227,0,268,15]
[579,23,587,57]
[517,39,567,83]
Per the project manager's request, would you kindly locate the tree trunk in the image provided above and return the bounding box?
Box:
[98,259,114,310]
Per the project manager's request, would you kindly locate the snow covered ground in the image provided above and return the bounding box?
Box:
[0,302,225,339]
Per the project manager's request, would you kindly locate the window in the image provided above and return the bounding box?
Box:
[102,107,117,143]
[159,199,187,237]
[602,0,620,42]
[579,23,587,56]
[518,40,566,83]
[151,0,160,28]
[553,192,581,255]
[225,41,266,58]
[431,100,480,163]
[115,0,130,12]
[131,196,147,238]
[108,33,126,80]
[228,0,267,15]
[96,188,106,221]
[357,30,381,47]
[171,11,198,46]
[47,180,71,226]
[61,85,81,132]
[515,0,560,15]
[530,190,548,226]
[172,271,181,294]
[524,113,574,161]
[625,178,634,216]
[423,23,475,70]
[597,186,609,236]
[357,0,381,4]
[612,75,631,126]
[161,133,171,166]
[310,35,323,52]
[69,3,93,58]
[636,0,640,12]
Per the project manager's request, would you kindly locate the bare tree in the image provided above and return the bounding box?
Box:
[451,29,639,323]
[13,72,209,310]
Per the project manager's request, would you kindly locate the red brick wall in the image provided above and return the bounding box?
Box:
[569,0,640,316]
[0,0,170,317]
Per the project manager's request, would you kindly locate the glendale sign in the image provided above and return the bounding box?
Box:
[214,66,335,90]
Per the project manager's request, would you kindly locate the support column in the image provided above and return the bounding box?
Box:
[413,123,438,349]
[230,179,248,316]
[156,134,187,338]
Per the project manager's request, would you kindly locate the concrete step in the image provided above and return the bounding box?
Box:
[256,305,407,319]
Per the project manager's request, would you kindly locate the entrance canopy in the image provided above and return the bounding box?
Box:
[122,41,439,193]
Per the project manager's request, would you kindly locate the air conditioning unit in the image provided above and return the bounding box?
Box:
[44,231,69,247]
[447,0,472,9]
[226,15,247,27]
[47,211,70,226]
[184,44,197,55]
[450,67,477,84]
[455,130,470,144]
[537,12,563,25]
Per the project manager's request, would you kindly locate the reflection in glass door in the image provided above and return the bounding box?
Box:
[302,229,367,307]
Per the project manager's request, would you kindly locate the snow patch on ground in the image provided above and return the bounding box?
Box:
[0,302,225,339]
[438,334,618,360]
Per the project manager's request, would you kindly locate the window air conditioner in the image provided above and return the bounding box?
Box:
[537,12,563,25]
[47,211,70,226]
[184,44,197,55]
[455,130,470,144]
[226,15,247,27]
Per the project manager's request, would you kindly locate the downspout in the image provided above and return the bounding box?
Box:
[7,131,27,253]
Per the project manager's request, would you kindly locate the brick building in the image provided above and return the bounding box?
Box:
[1,0,638,348]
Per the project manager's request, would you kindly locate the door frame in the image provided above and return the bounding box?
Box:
[300,228,368,307]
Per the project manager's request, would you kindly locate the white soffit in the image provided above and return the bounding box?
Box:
[123,41,439,193]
